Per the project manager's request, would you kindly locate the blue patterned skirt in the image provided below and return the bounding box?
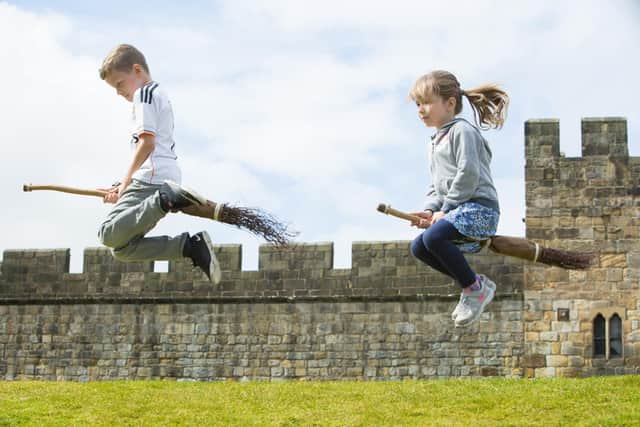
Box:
[443,202,500,253]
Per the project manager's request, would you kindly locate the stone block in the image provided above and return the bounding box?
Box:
[561,342,583,356]
[600,253,627,268]
[581,117,628,157]
[259,242,333,272]
[568,356,585,367]
[557,367,583,378]
[540,331,559,341]
[534,367,556,378]
[520,354,545,368]
[546,355,568,367]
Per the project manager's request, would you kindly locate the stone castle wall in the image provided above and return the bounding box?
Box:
[0,244,524,380]
[1,117,638,381]
[523,118,640,377]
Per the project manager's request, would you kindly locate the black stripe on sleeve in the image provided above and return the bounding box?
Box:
[148,83,159,104]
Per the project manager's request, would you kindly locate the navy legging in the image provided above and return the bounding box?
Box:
[410,219,476,288]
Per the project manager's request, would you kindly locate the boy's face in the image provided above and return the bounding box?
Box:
[104,64,148,102]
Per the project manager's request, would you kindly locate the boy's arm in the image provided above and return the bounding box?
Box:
[122,133,155,187]
[105,133,155,203]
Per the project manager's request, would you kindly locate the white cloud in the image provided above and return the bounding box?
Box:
[172,53,409,180]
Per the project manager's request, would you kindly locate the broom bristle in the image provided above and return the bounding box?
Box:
[219,204,298,246]
[538,247,597,270]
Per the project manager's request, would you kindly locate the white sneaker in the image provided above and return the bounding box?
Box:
[451,292,466,321]
[451,275,496,321]
[454,275,496,328]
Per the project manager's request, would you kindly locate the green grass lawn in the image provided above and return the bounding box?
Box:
[1,376,639,426]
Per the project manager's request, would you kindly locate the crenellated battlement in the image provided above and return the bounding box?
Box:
[525,118,561,160]
[524,117,640,243]
[525,117,630,160]
[581,117,628,157]
[0,242,525,301]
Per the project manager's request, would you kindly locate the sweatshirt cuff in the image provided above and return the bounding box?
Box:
[423,203,441,212]
[441,202,457,213]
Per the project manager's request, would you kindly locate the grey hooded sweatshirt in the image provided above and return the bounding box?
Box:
[423,118,500,213]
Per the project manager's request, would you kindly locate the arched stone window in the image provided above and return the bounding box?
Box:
[609,314,622,358]
[593,314,606,358]
[589,307,625,360]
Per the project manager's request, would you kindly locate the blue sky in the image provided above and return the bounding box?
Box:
[3,1,640,272]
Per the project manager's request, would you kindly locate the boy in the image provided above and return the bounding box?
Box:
[97,43,221,284]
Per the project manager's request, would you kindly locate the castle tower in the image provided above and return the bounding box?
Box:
[523,117,640,377]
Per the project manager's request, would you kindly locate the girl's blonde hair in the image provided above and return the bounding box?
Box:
[409,70,509,129]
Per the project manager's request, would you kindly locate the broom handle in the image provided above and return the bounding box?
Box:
[23,183,108,198]
[23,183,223,221]
[377,203,423,222]
[376,202,491,246]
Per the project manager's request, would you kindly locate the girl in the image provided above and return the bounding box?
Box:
[408,70,509,327]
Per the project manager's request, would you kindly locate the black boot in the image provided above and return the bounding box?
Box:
[184,231,221,284]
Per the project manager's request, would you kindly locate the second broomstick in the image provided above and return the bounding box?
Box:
[376,203,596,270]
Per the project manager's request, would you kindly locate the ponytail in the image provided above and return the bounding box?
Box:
[461,84,509,129]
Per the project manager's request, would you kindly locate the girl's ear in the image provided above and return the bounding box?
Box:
[447,96,457,112]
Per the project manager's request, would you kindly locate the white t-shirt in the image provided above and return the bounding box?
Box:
[130,81,182,185]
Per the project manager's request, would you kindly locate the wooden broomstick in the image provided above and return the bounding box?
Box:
[23,183,298,246]
[377,203,596,270]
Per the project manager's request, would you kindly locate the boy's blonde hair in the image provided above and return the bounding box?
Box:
[409,70,509,129]
[99,44,150,80]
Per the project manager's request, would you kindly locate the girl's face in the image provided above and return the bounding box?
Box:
[415,95,456,129]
